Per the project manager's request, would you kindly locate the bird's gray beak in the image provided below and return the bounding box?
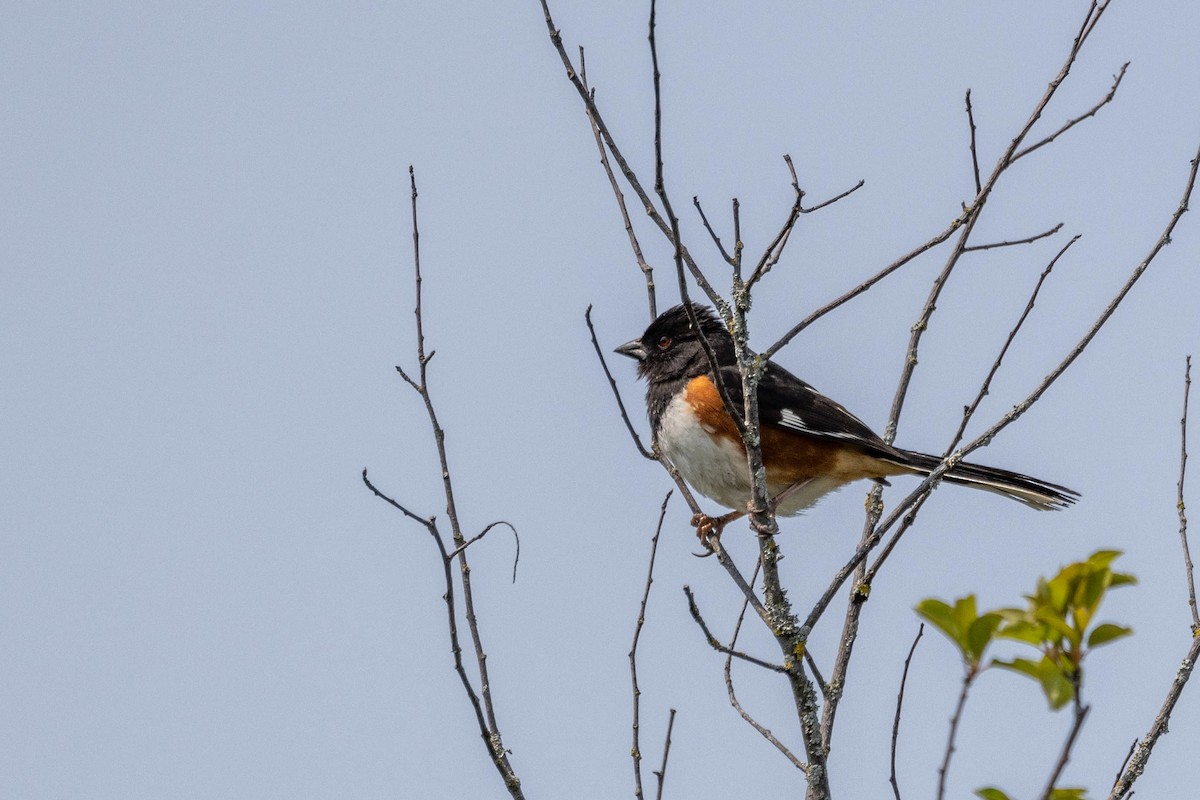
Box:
[615,339,648,361]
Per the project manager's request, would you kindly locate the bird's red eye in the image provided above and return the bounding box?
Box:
[657,335,672,349]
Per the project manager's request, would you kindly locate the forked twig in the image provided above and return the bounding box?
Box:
[1012,61,1129,164]
[684,586,786,672]
[724,560,809,772]
[364,168,524,798]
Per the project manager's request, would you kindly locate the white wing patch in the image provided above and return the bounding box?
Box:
[778,406,862,442]
[778,408,809,432]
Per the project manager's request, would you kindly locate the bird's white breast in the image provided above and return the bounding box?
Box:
[655,393,845,515]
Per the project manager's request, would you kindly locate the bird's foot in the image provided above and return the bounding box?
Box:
[690,511,745,556]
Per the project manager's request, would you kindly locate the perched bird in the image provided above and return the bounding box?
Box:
[615,303,1077,535]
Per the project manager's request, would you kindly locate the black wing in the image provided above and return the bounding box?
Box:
[713,361,897,456]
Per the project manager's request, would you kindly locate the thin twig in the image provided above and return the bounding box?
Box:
[1178,355,1198,629]
[822,135,1196,611]
[1112,739,1137,791]
[724,560,809,772]
[684,586,787,672]
[1109,633,1200,799]
[746,155,806,290]
[890,624,924,800]
[965,89,982,196]
[631,492,672,800]
[947,236,1078,452]
[800,176,865,214]
[887,0,1115,440]
[1012,61,1129,164]
[367,168,524,798]
[763,220,963,359]
[538,0,712,294]
[693,195,735,265]
[447,520,521,584]
[653,708,677,800]
[585,305,655,459]
[936,669,976,800]
[962,222,1064,252]
[579,48,657,318]
[1040,700,1092,800]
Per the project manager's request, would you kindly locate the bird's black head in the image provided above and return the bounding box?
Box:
[615,303,734,383]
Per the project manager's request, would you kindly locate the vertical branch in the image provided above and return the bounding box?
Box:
[372,168,524,798]
[965,90,982,196]
[631,492,673,800]
[936,669,976,800]
[890,624,924,800]
[653,708,677,800]
[1179,355,1199,629]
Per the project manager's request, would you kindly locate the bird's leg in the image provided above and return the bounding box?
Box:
[690,510,745,551]
[691,479,817,552]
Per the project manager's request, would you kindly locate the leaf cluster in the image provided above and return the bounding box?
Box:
[917,550,1135,709]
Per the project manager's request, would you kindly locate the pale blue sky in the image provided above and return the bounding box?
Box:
[3,2,1199,798]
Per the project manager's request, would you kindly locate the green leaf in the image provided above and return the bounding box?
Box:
[1038,657,1076,710]
[1048,788,1089,800]
[1034,607,1080,647]
[1109,571,1138,588]
[996,618,1044,645]
[967,613,1002,661]
[993,657,1041,681]
[1087,549,1123,569]
[916,598,961,647]
[954,595,980,641]
[1087,622,1133,648]
[975,789,1012,800]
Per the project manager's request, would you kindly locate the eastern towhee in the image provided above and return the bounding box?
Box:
[616,303,1077,535]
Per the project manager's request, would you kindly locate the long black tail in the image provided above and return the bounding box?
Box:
[898,451,1079,510]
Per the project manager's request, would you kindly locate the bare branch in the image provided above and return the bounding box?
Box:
[448,521,521,584]
[585,305,655,459]
[887,0,1116,439]
[579,48,657,317]
[724,561,810,772]
[361,468,435,531]
[890,624,924,800]
[962,222,1064,252]
[936,669,976,800]
[965,90,982,196]
[631,492,672,800]
[367,168,524,798]
[684,585,787,673]
[537,0,712,292]
[744,156,803,290]
[763,220,962,359]
[653,708,677,800]
[800,176,865,214]
[1112,739,1137,792]
[1040,701,1091,800]
[1179,355,1199,629]
[693,195,735,265]
[948,235,1078,451]
[1013,61,1129,164]
[1109,633,1200,799]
